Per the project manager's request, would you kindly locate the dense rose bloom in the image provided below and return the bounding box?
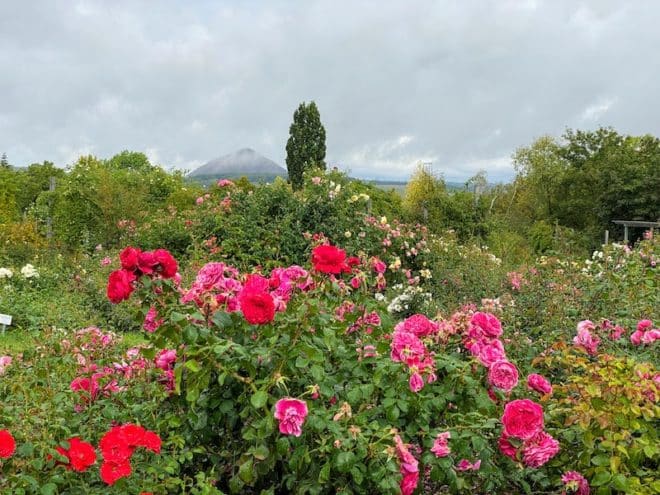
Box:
[217,178,234,187]
[488,360,519,392]
[0,430,16,458]
[409,372,424,393]
[562,471,590,494]
[99,427,134,464]
[522,431,559,467]
[100,460,132,485]
[430,431,451,457]
[470,312,503,338]
[311,245,347,274]
[527,373,553,395]
[400,314,439,337]
[107,269,136,303]
[56,437,97,472]
[477,340,506,367]
[502,399,544,440]
[239,287,275,325]
[498,431,517,460]
[390,331,425,364]
[274,398,308,437]
[119,246,140,270]
[153,249,178,278]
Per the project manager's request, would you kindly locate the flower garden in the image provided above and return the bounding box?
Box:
[0,172,658,494]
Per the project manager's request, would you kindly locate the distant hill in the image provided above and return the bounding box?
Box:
[188,148,286,185]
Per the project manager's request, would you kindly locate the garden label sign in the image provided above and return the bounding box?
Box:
[0,313,11,335]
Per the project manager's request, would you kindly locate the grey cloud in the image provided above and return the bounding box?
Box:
[1,0,660,181]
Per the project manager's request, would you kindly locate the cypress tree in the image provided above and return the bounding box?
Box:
[285,101,326,190]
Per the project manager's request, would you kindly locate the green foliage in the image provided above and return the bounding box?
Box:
[286,101,327,190]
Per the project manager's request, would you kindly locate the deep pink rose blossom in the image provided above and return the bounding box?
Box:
[488,360,519,392]
[527,373,553,395]
[274,398,308,437]
[501,399,544,440]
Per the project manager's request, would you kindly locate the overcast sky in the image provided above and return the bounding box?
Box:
[2,1,659,182]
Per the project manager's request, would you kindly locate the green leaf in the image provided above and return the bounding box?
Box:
[252,444,270,461]
[239,458,254,484]
[185,359,201,373]
[39,484,57,495]
[591,454,610,466]
[591,471,611,486]
[318,461,331,483]
[335,451,356,473]
[611,474,628,491]
[251,390,269,409]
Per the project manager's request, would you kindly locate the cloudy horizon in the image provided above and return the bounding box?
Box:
[2,0,659,182]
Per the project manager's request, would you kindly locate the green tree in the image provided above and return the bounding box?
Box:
[285,101,326,190]
[0,152,8,168]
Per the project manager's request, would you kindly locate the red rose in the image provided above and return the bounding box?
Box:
[311,245,347,274]
[239,288,275,325]
[137,251,158,274]
[100,460,132,485]
[501,399,544,440]
[57,437,97,472]
[0,430,16,458]
[488,360,519,392]
[107,269,136,303]
[153,249,178,279]
[140,431,162,454]
[99,426,134,464]
[119,246,140,270]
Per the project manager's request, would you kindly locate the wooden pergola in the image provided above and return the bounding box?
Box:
[612,220,660,242]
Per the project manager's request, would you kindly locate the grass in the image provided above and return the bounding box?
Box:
[0,329,146,354]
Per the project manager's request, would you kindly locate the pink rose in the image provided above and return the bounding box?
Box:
[409,372,424,393]
[470,312,503,338]
[637,319,653,332]
[430,431,451,458]
[274,398,308,437]
[393,435,419,495]
[527,373,552,395]
[630,329,644,345]
[501,399,544,440]
[641,329,660,344]
[488,360,519,392]
[561,471,590,495]
[477,340,506,367]
[522,431,559,468]
[401,314,439,337]
[456,459,481,471]
[573,327,600,355]
[498,431,517,460]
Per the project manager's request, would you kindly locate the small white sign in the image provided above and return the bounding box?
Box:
[0,314,12,326]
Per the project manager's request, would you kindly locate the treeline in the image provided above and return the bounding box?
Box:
[0,151,199,260]
[402,127,659,260]
[1,127,658,264]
